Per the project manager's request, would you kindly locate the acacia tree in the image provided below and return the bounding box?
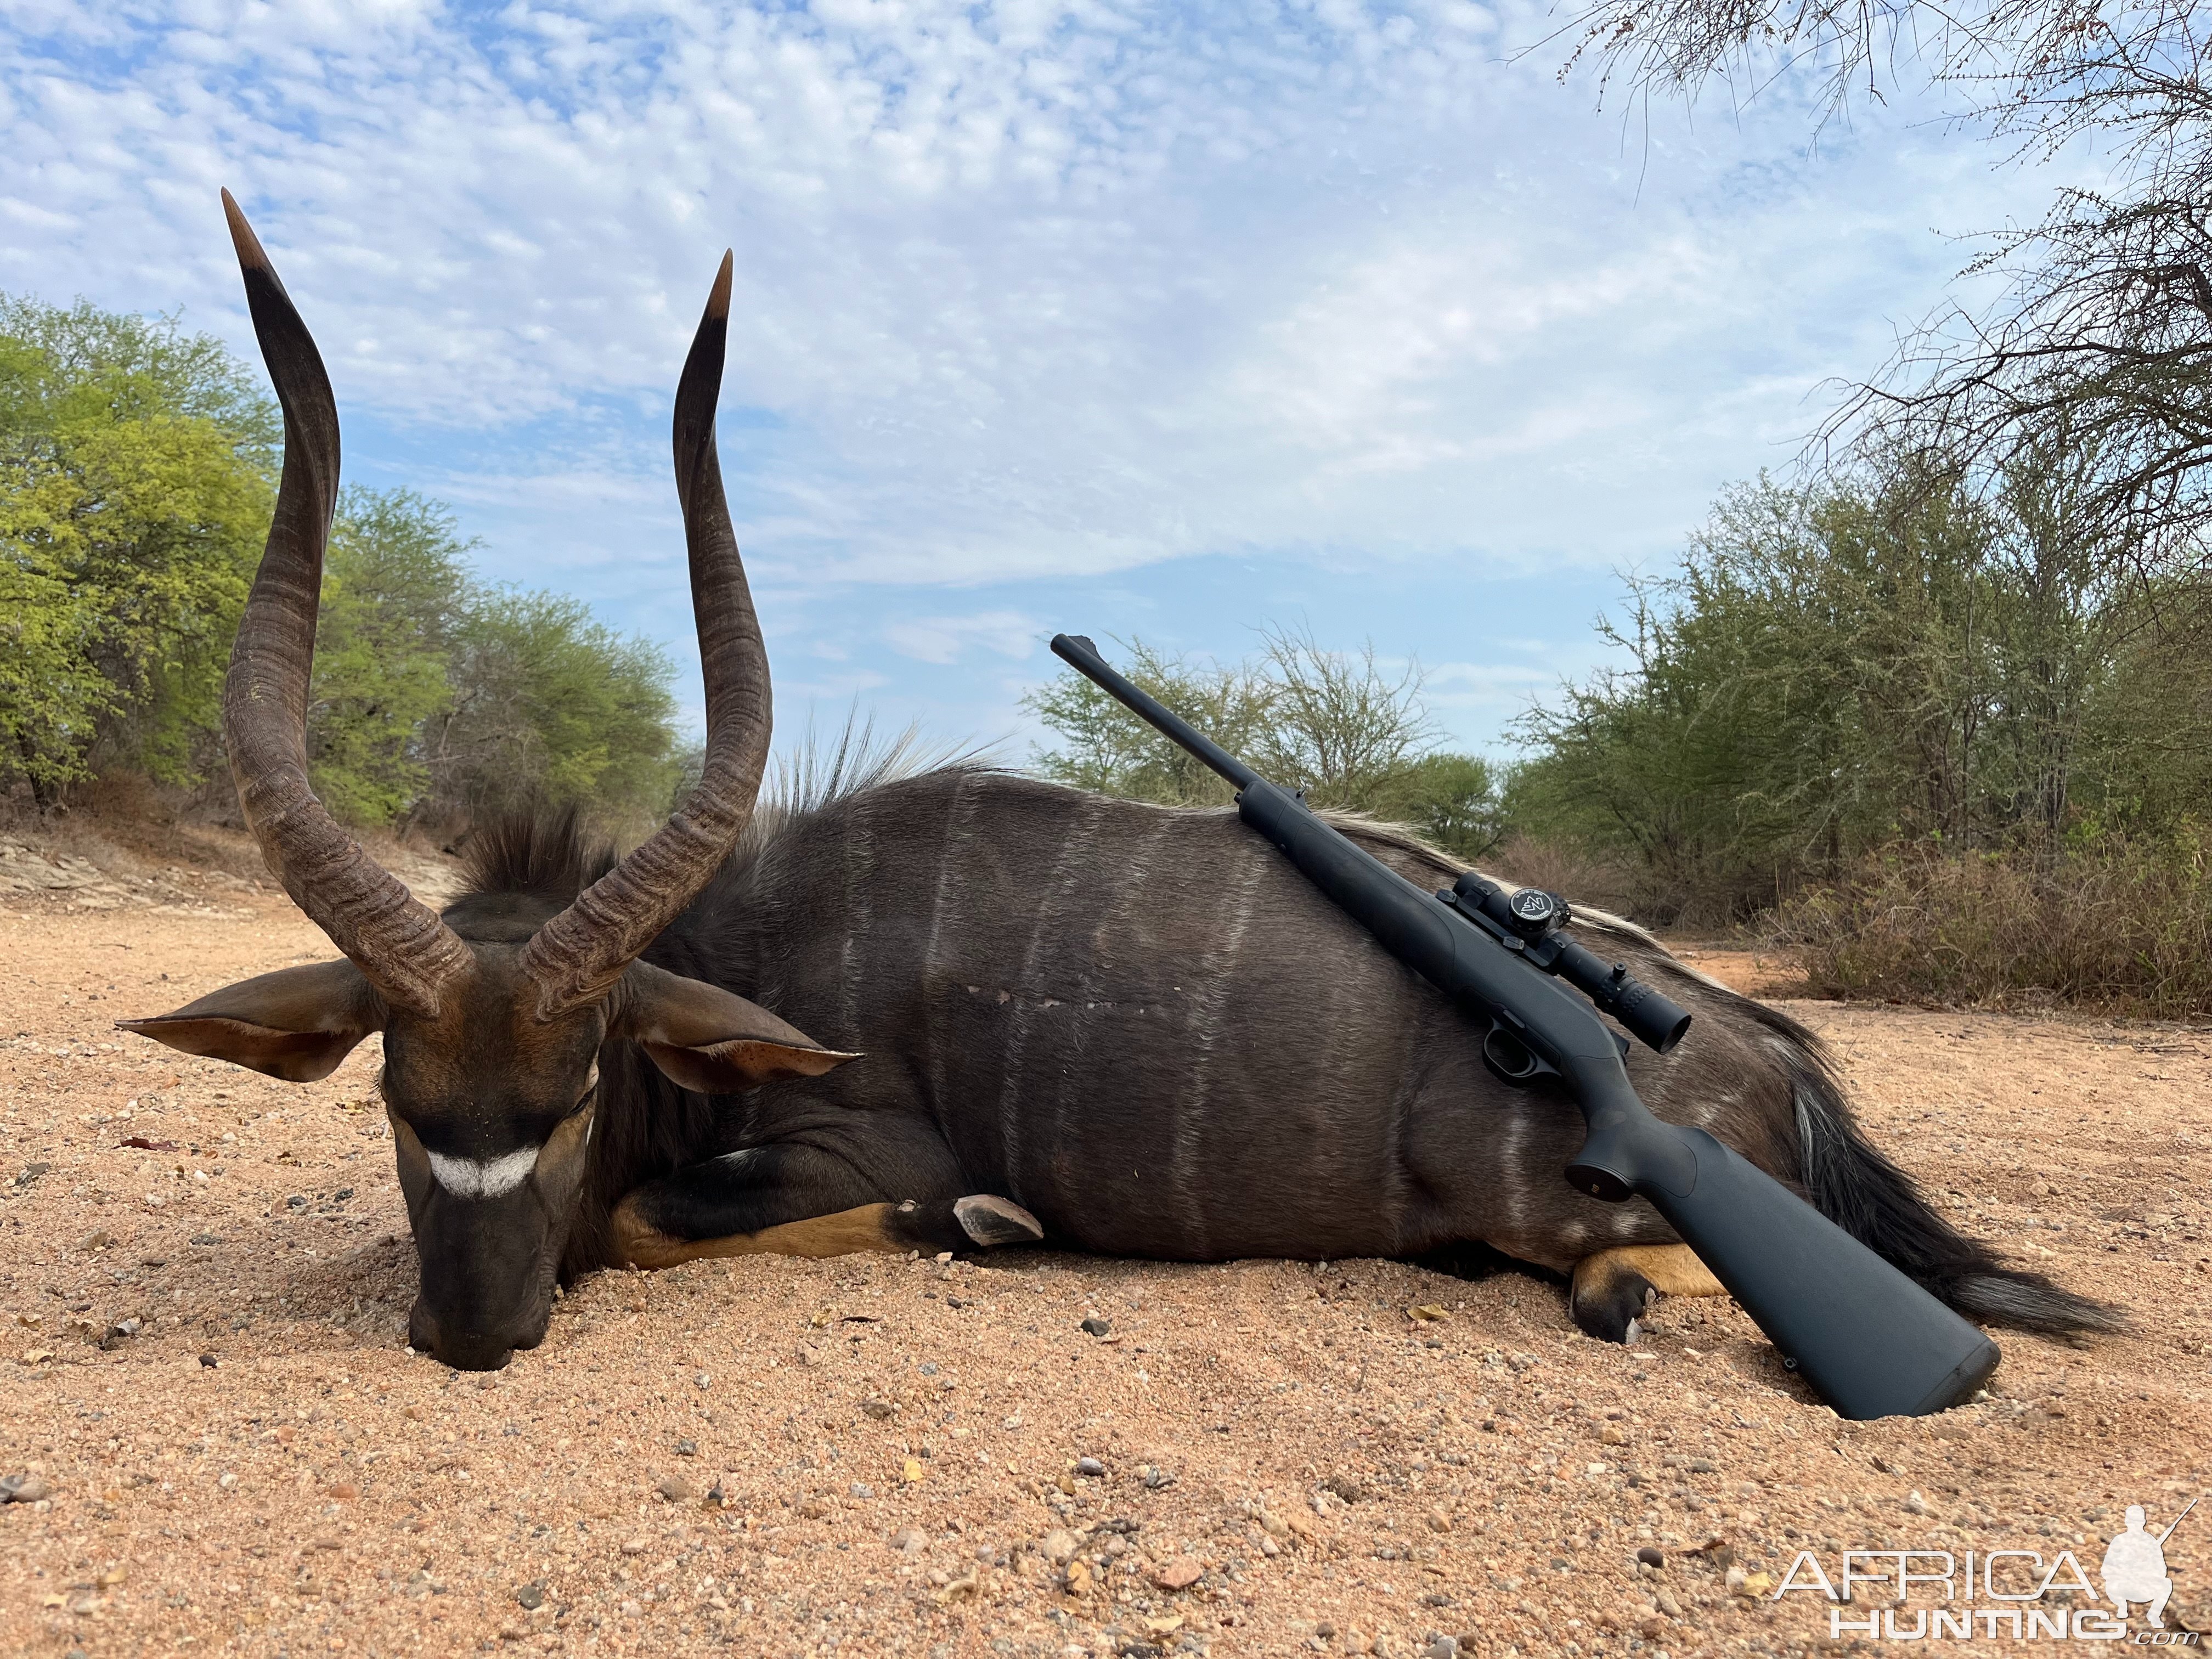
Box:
[1511,446,2196,918]
[306,489,470,824]
[419,589,682,838]
[2,294,687,833]
[1559,0,2212,568]
[1023,628,1508,860]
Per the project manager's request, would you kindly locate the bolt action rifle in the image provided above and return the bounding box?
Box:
[1052,632,1999,1420]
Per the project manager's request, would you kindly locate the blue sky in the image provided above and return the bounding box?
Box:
[2,0,2087,765]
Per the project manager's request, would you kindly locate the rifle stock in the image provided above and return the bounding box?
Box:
[1051,632,1999,1419]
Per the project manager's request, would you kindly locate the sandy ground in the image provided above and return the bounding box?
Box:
[2,845,2209,1659]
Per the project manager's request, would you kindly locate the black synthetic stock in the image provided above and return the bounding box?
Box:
[1050,631,2002,1419]
[1562,1064,2000,1417]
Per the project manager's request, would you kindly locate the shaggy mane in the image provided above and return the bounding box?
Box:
[456,716,992,907]
[459,808,617,903]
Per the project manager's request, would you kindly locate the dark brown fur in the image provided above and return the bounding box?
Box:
[480,770,2117,1338]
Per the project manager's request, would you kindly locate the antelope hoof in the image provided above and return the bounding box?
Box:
[1572,1268,1657,1345]
[953,1194,1044,1248]
[1570,1244,1726,1344]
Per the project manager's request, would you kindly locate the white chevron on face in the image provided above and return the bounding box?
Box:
[426,1144,540,1200]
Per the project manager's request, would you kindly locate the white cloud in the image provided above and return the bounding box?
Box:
[4,2,2083,588]
[881,610,1043,665]
[0,0,2106,748]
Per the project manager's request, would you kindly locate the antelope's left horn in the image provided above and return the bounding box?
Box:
[519,252,772,1018]
[220,189,473,1018]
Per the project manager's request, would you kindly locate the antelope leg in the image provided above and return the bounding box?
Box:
[1568,1243,1724,1344]
[610,1141,1039,1269]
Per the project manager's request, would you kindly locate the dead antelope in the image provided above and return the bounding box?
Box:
[124,199,2117,1372]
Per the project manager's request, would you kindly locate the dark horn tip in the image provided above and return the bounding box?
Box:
[222,189,272,272]
[707,251,733,321]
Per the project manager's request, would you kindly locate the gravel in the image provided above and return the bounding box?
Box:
[0,866,2207,1655]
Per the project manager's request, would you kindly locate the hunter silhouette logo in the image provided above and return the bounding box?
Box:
[2103,1497,2197,1630]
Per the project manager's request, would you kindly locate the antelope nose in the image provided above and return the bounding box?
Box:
[408,1304,514,1373]
[436,1335,514,1373]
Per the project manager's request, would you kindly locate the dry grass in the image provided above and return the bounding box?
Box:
[1482,836,1656,926]
[1780,837,2212,1017]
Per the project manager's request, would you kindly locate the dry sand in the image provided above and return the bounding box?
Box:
[1,847,2208,1659]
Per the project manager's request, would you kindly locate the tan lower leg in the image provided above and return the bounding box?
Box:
[614,1199,908,1271]
[1575,1243,1725,1302]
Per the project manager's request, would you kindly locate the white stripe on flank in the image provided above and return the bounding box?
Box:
[426,1144,540,1200]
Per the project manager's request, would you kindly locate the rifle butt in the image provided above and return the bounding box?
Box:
[1575,1100,2000,1419]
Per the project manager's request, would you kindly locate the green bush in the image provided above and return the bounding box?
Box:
[0,295,275,799]
[1512,449,2212,925]
[430,588,682,837]
[2,292,685,837]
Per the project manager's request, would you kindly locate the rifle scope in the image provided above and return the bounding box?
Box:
[1446,874,1692,1054]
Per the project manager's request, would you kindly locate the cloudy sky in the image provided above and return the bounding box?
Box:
[2,0,2085,762]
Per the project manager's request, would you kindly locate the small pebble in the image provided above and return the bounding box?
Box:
[1637,1546,1665,1569]
[1152,1556,1203,1590]
[1079,1316,1112,1338]
[198,1353,218,1368]
[674,1438,696,1457]
[0,1474,54,1503]
[516,1583,544,1610]
[1075,1456,1105,1477]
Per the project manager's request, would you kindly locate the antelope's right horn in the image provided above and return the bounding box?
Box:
[519,252,773,1019]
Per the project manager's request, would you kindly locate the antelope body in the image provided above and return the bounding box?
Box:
[122,201,2114,1372]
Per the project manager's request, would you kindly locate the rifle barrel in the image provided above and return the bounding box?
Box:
[2159,1494,2200,1544]
[1050,635,1259,792]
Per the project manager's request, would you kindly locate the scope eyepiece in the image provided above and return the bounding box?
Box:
[1566,949,1692,1054]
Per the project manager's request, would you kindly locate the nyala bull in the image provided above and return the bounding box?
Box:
[123,198,2117,1372]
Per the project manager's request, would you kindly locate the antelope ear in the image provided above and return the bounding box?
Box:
[615,961,857,1095]
[116,960,383,1083]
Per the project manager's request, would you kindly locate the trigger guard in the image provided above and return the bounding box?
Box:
[1481,1024,1555,1087]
